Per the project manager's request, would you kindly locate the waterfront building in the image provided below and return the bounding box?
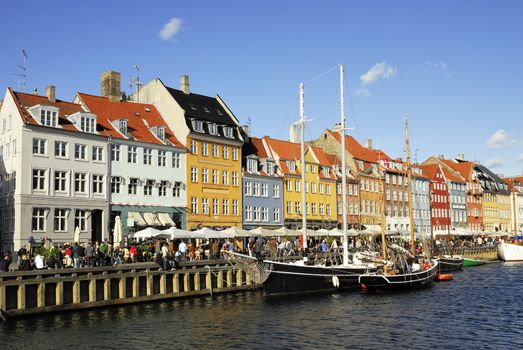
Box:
[503,176,523,232]
[411,167,431,237]
[0,87,109,251]
[381,159,410,233]
[474,164,511,232]
[75,73,187,235]
[139,76,245,230]
[241,136,283,230]
[420,163,451,235]
[263,136,338,229]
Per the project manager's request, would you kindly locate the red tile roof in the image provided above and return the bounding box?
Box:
[420,163,441,181]
[248,137,268,158]
[441,159,474,181]
[327,129,391,163]
[441,167,465,183]
[78,93,183,147]
[263,137,303,161]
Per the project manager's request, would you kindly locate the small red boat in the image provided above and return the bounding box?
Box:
[435,273,453,281]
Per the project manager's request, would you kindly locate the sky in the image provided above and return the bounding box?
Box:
[1,0,522,176]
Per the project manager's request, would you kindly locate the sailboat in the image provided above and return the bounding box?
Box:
[225,65,377,296]
[358,113,439,291]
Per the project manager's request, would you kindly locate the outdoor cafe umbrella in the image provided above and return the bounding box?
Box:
[74,226,80,244]
[113,215,123,248]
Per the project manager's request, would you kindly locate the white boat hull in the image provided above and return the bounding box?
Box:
[498,242,523,262]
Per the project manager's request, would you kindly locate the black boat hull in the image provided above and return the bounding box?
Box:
[438,257,464,273]
[358,261,438,292]
[263,261,376,297]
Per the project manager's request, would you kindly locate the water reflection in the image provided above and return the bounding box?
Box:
[1,263,523,349]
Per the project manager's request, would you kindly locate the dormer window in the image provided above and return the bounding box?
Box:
[40,109,58,127]
[322,167,329,177]
[247,158,258,172]
[80,115,96,133]
[156,126,165,140]
[223,126,234,138]
[192,120,203,132]
[209,123,218,135]
[266,162,274,175]
[287,161,296,173]
[119,119,128,135]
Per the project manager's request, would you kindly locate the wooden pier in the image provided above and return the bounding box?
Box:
[0,261,257,320]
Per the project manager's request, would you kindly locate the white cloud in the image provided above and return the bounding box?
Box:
[486,129,518,150]
[360,62,397,86]
[426,61,450,77]
[159,17,182,41]
[517,153,523,162]
[485,157,504,168]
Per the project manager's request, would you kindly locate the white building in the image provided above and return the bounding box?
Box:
[0,86,109,251]
[75,71,187,235]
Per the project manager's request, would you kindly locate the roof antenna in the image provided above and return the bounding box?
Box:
[414,148,419,164]
[129,65,142,102]
[14,49,27,91]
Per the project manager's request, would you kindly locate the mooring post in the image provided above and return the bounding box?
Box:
[173,273,180,293]
[194,272,200,291]
[37,280,46,308]
[56,281,64,306]
[72,279,81,304]
[160,274,166,295]
[226,269,233,288]
[103,274,111,301]
[17,282,26,310]
[146,269,153,296]
[236,269,243,287]
[217,270,224,289]
[119,276,126,299]
[88,273,96,302]
[183,272,190,292]
[132,273,139,298]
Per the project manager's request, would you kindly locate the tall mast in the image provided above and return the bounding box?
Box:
[379,158,388,269]
[339,64,349,265]
[299,83,308,249]
[404,112,416,256]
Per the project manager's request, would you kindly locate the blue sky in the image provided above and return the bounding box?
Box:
[1,0,522,176]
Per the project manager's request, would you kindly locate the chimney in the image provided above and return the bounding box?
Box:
[456,153,465,161]
[241,124,250,136]
[46,85,56,103]
[101,71,121,102]
[181,74,190,94]
[289,123,301,143]
[364,139,373,149]
[33,88,38,95]
[438,154,445,159]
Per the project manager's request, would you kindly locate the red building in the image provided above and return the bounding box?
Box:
[421,163,451,233]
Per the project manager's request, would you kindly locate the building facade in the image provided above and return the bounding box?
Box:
[411,168,431,237]
[504,176,523,232]
[421,163,451,235]
[475,164,511,233]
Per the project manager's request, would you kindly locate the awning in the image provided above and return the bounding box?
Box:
[128,212,147,226]
[143,212,162,226]
[158,213,175,226]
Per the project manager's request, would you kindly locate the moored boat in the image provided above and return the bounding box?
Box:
[463,257,486,267]
[498,241,523,262]
[438,256,464,272]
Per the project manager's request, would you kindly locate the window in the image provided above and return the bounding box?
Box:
[74,173,87,193]
[245,206,253,221]
[191,167,198,182]
[191,197,198,214]
[326,204,331,216]
[286,180,292,192]
[75,144,87,160]
[273,208,281,222]
[312,203,317,215]
[119,119,128,135]
[288,161,296,173]
[295,201,301,214]
[158,151,166,166]
[75,209,87,232]
[322,167,329,177]
[222,170,229,185]
[266,162,274,175]
[32,169,46,191]
[212,198,219,215]
[144,179,154,196]
[202,168,209,183]
[326,184,331,195]
[222,199,229,215]
[111,177,121,194]
[312,182,317,194]
[253,207,261,221]
[209,123,218,135]
[320,203,325,216]
[33,138,46,155]
[245,181,253,196]
[295,181,300,192]
[233,199,239,216]
[222,145,229,159]
[232,172,239,186]
[254,182,261,196]
[261,183,268,197]
[247,159,257,172]
[262,207,269,222]
[212,169,218,184]
[191,140,198,154]
[93,175,104,194]
[128,146,137,163]
[92,146,103,162]
[172,152,180,168]
[223,126,234,138]
[201,142,208,156]
[54,171,67,192]
[212,144,219,157]
[273,184,280,198]
[111,144,121,161]
[80,116,96,133]
[143,148,152,165]
[54,208,67,232]
[159,181,168,196]
[55,141,67,158]
[286,201,292,214]
[156,126,165,140]
[202,198,209,214]
[232,147,239,160]
[40,109,58,127]
[32,208,46,232]
[173,182,182,197]
[128,178,138,195]
[192,120,203,132]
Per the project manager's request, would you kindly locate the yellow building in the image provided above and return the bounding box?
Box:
[263,137,337,229]
[358,172,383,229]
[498,193,512,233]
[139,75,245,230]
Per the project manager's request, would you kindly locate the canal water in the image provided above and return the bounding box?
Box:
[1,262,523,349]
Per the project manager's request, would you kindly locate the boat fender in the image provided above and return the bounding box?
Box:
[332,275,340,288]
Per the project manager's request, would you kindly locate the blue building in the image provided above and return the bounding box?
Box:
[411,167,431,237]
[242,137,283,230]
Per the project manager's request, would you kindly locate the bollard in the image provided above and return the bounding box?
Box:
[119,277,126,299]
[132,275,139,298]
[183,272,190,292]
[56,281,63,306]
[104,277,111,301]
[17,283,26,310]
[0,282,6,312]
[217,270,224,289]
[226,269,233,288]
[88,274,96,302]
[37,282,46,308]
[146,269,153,296]
[194,272,200,291]
[72,280,81,304]
[236,269,243,287]
[160,274,166,295]
[173,273,180,293]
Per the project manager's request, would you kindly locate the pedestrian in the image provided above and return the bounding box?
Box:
[0,253,11,272]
